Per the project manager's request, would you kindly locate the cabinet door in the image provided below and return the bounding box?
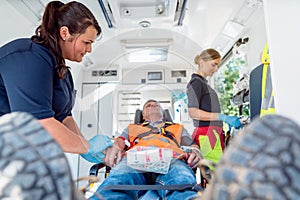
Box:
[98,83,114,137]
[78,83,100,187]
[80,83,99,139]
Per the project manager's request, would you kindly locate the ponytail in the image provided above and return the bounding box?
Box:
[32,1,66,79]
[31,1,101,79]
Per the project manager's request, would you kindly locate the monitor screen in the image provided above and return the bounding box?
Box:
[147,71,163,81]
[171,70,186,78]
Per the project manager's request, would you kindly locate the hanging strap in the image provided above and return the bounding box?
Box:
[260,64,275,116]
[260,43,275,116]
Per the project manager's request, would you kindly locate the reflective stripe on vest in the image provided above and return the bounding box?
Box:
[128,123,185,156]
[199,130,222,169]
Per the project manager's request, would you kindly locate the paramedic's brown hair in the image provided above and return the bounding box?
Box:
[31,1,101,79]
[194,48,221,65]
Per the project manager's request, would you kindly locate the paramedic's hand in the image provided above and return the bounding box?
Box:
[80,134,113,163]
[218,113,242,129]
[104,137,125,167]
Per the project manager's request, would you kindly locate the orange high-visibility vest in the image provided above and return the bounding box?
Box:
[128,122,185,156]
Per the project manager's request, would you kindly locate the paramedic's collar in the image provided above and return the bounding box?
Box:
[192,73,207,83]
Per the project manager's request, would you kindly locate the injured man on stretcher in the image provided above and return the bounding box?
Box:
[90,99,202,200]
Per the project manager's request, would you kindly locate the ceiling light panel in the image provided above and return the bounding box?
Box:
[7,0,45,23]
[119,0,169,18]
[222,21,245,39]
[120,38,173,48]
[127,47,168,63]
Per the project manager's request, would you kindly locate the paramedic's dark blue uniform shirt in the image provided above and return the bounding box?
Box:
[186,73,222,127]
[0,38,75,122]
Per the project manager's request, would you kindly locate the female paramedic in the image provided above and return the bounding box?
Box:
[186,48,242,164]
[0,1,112,163]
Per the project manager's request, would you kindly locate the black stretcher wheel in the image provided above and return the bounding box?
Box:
[0,112,85,200]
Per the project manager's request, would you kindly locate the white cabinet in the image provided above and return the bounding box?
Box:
[78,83,115,183]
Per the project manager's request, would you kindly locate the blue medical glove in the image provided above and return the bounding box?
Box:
[218,113,242,129]
[80,134,113,163]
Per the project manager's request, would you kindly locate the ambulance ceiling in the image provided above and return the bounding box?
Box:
[3,0,264,69]
[87,0,263,69]
[98,0,185,29]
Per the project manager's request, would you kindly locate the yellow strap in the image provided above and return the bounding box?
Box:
[261,108,276,116]
[261,63,268,99]
[260,43,276,116]
[261,43,270,64]
[261,64,276,116]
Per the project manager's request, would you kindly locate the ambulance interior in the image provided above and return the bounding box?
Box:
[1,0,299,191]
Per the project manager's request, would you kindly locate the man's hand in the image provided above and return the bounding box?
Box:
[186,151,200,169]
[178,145,201,169]
[103,137,125,167]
